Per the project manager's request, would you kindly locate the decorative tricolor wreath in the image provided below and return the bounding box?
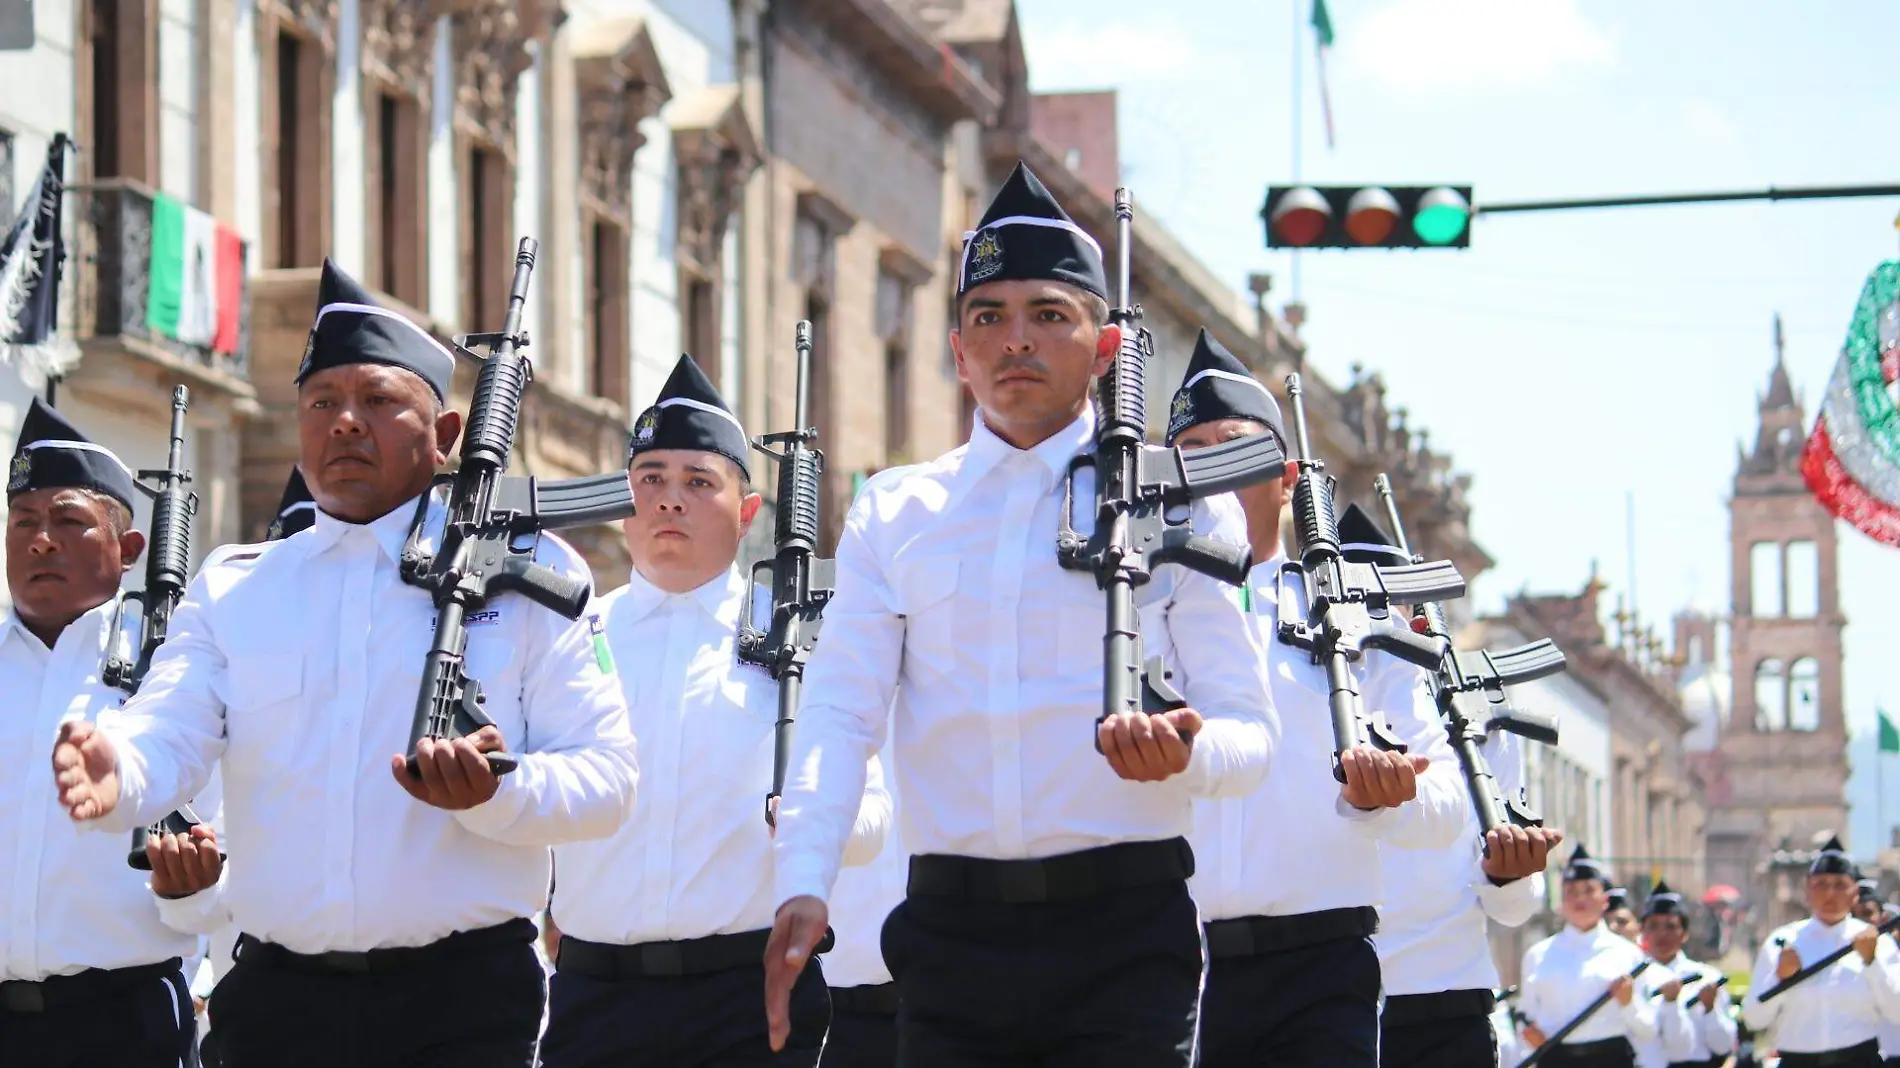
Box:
[1802,261,1900,546]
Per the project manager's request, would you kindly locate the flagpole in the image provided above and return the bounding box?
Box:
[1290,0,1303,303]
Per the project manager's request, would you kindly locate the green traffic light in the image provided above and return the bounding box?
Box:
[1413,187,1470,245]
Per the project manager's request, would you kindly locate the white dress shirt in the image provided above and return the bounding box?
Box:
[1376,730,1545,996]
[825,736,907,989]
[1743,915,1900,1053]
[0,600,214,979]
[1631,958,1694,1066]
[773,407,1277,906]
[1880,1010,1900,1057]
[1493,1001,1526,1067]
[1191,554,1465,923]
[1519,921,1660,1046]
[552,565,888,944]
[97,498,640,954]
[1635,952,1735,1066]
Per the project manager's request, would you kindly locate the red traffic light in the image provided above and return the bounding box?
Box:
[1343,187,1401,245]
[1268,186,1333,248]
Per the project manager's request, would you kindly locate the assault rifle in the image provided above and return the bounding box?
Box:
[1056,188,1287,736]
[1755,913,1900,1003]
[399,237,636,776]
[1517,958,1658,1067]
[1372,473,1563,843]
[99,386,219,871]
[1276,377,1466,782]
[737,320,832,828]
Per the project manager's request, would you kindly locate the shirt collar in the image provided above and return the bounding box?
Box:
[617,564,746,629]
[0,594,120,657]
[963,405,1096,488]
[305,494,427,564]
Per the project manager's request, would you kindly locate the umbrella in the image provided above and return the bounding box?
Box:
[1704,884,1742,905]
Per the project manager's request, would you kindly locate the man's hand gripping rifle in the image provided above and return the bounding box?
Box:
[1275,376,1466,782]
[736,321,832,828]
[1373,474,1564,845]
[1056,188,1286,742]
[102,386,219,870]
[399,237,636,777]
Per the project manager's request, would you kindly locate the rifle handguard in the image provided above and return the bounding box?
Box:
[491,557,591,620]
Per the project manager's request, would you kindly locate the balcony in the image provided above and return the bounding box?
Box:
[67,179,257,408]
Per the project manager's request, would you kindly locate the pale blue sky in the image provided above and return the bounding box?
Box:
[1017,0,1900,848]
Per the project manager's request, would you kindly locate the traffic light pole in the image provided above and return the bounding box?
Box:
[1476,183,1900,216]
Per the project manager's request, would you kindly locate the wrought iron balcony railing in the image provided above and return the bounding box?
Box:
[67,178,251,384]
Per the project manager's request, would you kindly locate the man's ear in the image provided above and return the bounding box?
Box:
[119,528,146,570]
[949,329,968,384]
[1093,323,1123,376]
[434,408,463,463]
[738,491,763,534]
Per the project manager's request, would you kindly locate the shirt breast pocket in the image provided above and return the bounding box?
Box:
[1057,573,1173,680]
[221,652,307,764]
[891,556,958,681]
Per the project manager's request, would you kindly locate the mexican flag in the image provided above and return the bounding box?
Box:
[1312,0,1336,150]
[146,192,243,353]
[1801,261,1900,547]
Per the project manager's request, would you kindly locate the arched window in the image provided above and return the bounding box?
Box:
[1789,658,1822,731]
[1750,542,1783,617]
[1755,658,1787,731]
[1786,541,1819,618]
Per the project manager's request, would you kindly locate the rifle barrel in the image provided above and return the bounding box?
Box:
[1756,914,1900,1002]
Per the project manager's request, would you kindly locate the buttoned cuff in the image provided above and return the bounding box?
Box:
[450,759,535,840]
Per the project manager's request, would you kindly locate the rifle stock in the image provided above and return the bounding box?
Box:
[736,320,833,827]
[398,236,635,778]
[1373,473,1564,842]
[1055,188,1285,741]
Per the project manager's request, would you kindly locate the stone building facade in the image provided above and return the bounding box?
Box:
[0,0,256,597]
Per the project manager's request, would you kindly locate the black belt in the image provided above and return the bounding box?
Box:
[558,928,836,980]
[0,958,183,1014]
[1205,906,1378,959]
[1536,1037,1633,1063]
[907,838,1194,904]
[1381,987,1495,1027]
[235,918,533,976]
[1781,1042,1884,1068]
[829,982,899,1015]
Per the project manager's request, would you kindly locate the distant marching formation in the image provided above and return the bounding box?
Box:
[4,159,1894,1068]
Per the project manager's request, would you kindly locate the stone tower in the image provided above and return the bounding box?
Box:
[1704,315,1850,936]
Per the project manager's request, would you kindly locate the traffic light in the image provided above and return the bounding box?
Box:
[1262,185,1473,249]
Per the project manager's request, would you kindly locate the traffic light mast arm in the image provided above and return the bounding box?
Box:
[1475,182,1900,215]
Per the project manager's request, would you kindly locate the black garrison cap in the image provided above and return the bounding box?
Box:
[296,258,456,402]
[1165,328,1287,447]
[1337,502,1410,568]
[958,161,1106,302]
[1811,835,1858,878]
[7,397,136,510]
[266,467,316,541]
[627,354,750,481]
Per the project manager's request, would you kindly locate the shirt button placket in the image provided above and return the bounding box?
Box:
[328,540,373,943]
[641,605,689,931]
[989,463,1035,856]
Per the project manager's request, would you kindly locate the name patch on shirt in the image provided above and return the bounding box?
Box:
[429,609,503,630]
